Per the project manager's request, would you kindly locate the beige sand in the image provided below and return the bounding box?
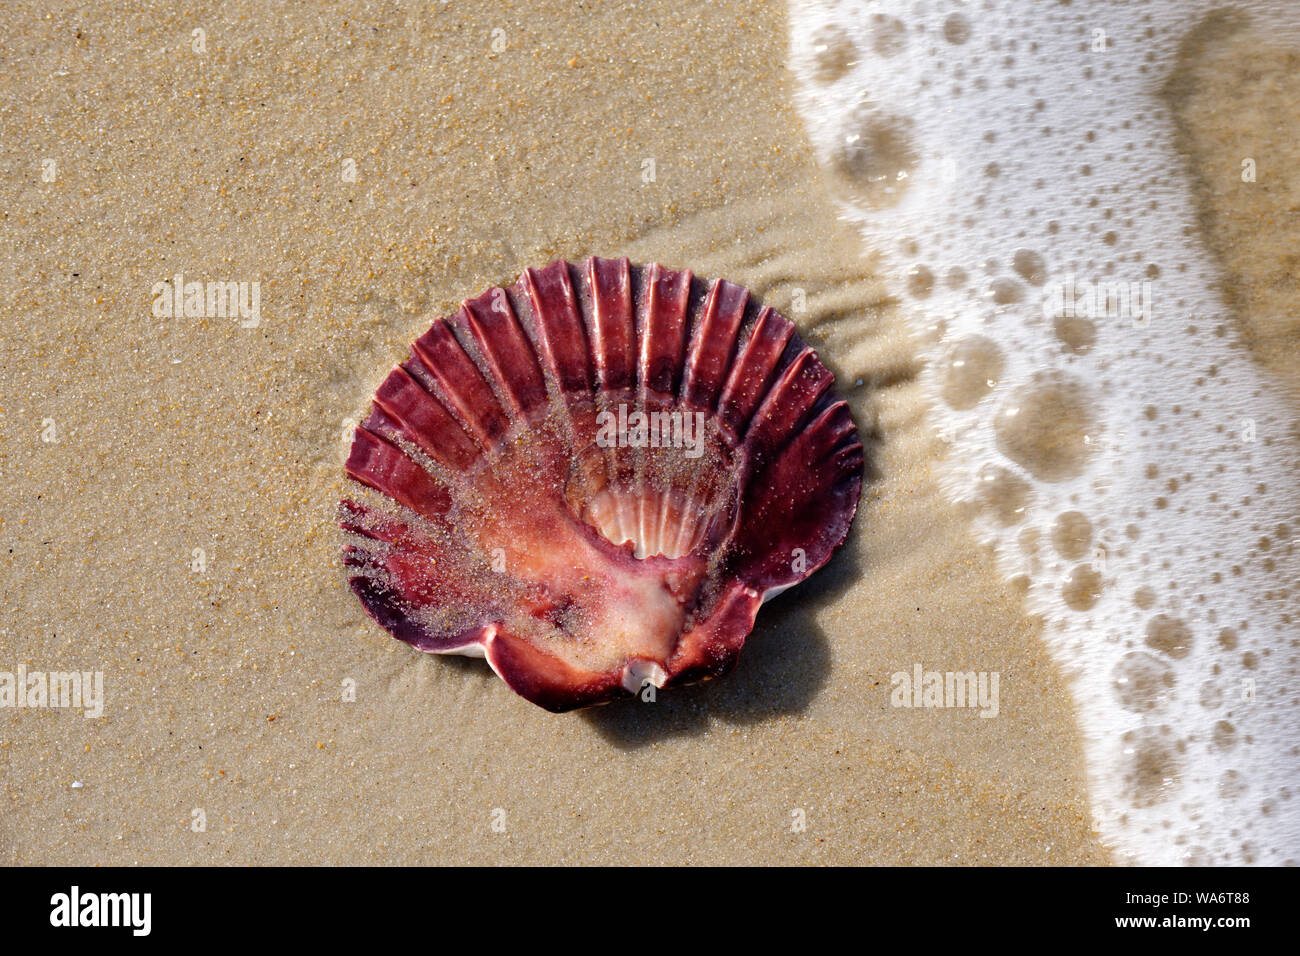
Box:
[0,0,1287,866]
[1164,11,1300,396]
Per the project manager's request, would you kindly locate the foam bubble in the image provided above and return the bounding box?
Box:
[1121,725,1183,809]
[1051,511,1093,561]
[790,0,1300,864]
[940,335,1004,410]
[1053,315,1096,354]
[1146,614,1193,660]
[1062,563,1104,611]
[829,107,918,207]
[810,27,857,84]
[974,463,1032,527]
[993,374,1099,482]
[1113,652,1176,714]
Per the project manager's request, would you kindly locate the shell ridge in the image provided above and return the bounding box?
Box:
[514,266,613,519]
[370,364,481,473]
[743,347,835,459]
[587,256,636,393]
[571,258,634,547]
[344,425,453,521]
[717,306,797,441]
[633,263,694,555]
[522,262,593,395]
[726,399,864,592]
[458,291,549,420]
[652,278,752,559]
[682,278,750,413]
[410,322,510,449]
[632,262,660,549]
[638,262,692,402]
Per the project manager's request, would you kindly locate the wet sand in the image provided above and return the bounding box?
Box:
[0,0,1288,865]
[1164,11,1300,396]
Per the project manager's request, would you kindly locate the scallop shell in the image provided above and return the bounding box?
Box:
[340,257,864,711]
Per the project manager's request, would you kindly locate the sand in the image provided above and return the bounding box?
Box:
[0,1,1289,865]
[1163,10,1300,397]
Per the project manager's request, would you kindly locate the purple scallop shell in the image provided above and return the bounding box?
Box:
[340,257,864,711]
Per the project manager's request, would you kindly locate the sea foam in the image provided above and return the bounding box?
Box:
[787,0,1300,864]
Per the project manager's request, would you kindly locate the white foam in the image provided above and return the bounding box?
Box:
[788,0,1300,864]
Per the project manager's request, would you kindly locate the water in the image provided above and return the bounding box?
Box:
[787,0,1300,865]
